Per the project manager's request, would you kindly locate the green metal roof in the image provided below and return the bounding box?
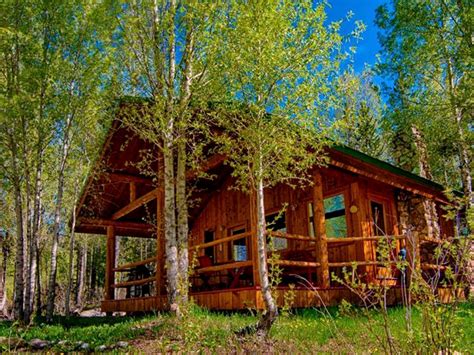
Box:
[332,144,446,192]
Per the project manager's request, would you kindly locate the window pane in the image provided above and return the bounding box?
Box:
[204,230,215,260]
[230,227,247,261]
[308,202,315,237]
[266,212,287,250]
[324,194,347,238]
[325,215,347,238]
[371,201,386,235]
[324,194,345,213]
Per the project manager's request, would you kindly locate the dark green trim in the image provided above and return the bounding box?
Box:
[332,145,446,192]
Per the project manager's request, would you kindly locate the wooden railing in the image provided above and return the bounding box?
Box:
[266,230,314,242]
[326,235,406,243]
[112,257,157,292]
[113,256,156,272]
[191,231,252,250]
[109,231,452,295]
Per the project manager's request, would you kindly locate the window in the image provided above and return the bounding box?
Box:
[370,201,386,235]
[324,194,347,238]
[204,230,215,261]
[266,212,287,250]
[229,227,247,261]
[307,202,315,238]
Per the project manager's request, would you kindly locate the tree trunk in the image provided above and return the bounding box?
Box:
[21,110,36,324]
[0,233,9,318]
[176,139,188,304]
[163,0,180,315]
[411,125,440,239]
[446,59,473,208]
[10,136,25,322]
[455,110,473,208]
[114,237,120,299]
[255,167,278,337]
[24,149,43,323]
[164,139,179,312]
[90,244,96,298]
[176,24,194,305]
[35,239,42,317]
[46,114,72,322]
[76,242,87,310]
[65,202,77,316]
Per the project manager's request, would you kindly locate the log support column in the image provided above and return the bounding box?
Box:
[105,225,116,315]
[313,172,330,288]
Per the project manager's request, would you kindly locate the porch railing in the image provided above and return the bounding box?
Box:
[109,231,451,299]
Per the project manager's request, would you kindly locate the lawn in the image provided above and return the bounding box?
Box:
[1,302,473,353]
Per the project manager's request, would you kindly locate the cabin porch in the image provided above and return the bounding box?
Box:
[101,225,453,314]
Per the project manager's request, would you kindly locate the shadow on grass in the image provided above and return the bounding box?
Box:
[33,315,139,328]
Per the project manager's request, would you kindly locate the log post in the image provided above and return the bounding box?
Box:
[249,189,261,287]
[313,171,330,288]
[105,225,116,314]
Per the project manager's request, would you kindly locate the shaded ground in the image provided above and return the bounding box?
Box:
[0,303,473,353]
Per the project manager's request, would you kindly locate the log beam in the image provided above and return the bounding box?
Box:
[77,217,154,231]
[112,188,159,220]
[105,171,153,185]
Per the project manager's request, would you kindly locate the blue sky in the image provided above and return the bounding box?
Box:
[326,0,387,74]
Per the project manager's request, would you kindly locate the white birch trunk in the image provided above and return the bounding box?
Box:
[0,233,9,318]
[255,160,278,336]
[65,202,77,316]
[46,113,72,322]
[9,134,25,321]
[176,25,194,305]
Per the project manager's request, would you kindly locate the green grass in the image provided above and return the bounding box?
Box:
[0,315,155,352]
[1,302,473,352]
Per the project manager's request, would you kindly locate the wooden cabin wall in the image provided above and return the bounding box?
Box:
[190,176,297,263]
[190,167,394,269]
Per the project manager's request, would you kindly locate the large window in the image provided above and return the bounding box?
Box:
[324,194,347,238]
[266,211,287,250]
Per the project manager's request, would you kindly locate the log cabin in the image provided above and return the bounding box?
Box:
[74,101,457,314]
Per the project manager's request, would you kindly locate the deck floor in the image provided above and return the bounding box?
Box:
[101,286,409,313]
